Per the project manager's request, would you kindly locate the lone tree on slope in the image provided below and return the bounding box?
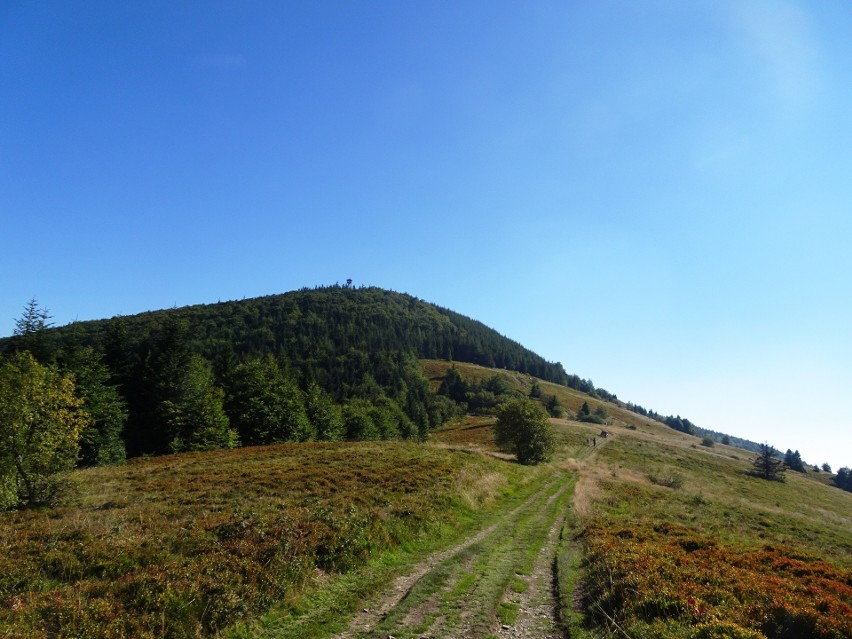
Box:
[495,398,555,465]
[752,443,786,482]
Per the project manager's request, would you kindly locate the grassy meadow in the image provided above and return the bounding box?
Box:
[0,441,546,639]
[425,360,852,638]
[434,415,852,638]
[2,359,850,638]
[576,429,852,639]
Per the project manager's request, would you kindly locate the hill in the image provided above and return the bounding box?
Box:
[5,286,766,463]
[5,285,571,383]
[1,286,577,460]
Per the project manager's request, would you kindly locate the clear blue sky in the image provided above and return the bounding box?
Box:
[2,1,850,470]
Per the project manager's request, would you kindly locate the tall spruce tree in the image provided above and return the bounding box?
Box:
[59,346,127,465]
[784,449,805,472]
[752,443,786,481]
[224,356,312,445]
[163,355,238,453]
[10,299,54,361]
[834,467,851,492]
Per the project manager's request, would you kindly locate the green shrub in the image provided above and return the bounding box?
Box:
[647,471,684,490]
[495,398,555,465]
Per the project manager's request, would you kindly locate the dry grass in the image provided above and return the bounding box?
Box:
[0,441,533,639]
[570,422,852,638]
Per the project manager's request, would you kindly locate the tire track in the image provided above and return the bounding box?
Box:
[336,472,574,639]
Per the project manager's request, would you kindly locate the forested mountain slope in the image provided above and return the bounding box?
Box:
[5,286,569,383]
[1,286,789,466]
[0,286,572,459]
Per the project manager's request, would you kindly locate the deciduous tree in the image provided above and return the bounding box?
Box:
[546,394,564,418]
[0,352,89,507]
[304,382,344,441]
[224,356,312,445]
[342,400,380,441]
[495,398,555,465]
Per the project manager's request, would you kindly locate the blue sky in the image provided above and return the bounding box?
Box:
[2,1,850,470]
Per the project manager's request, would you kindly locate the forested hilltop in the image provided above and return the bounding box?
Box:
[0,286,572,462]
[14,285,570,380]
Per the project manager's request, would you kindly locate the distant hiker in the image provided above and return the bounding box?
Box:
[593,437,597,447]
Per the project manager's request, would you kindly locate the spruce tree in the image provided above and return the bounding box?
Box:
[59,346,127,465]
[10,299,54,361]
[834,468,851,492]
[783,448,806,472]
[752,443,786,481]
[163,355,237,453]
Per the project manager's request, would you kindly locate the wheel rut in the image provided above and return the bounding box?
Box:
[335,471,575,639]
[494,493,567,639]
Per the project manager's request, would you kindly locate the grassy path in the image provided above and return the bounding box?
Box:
[338,470,577,639]
[226,429,600,639]
[495,482,569,639]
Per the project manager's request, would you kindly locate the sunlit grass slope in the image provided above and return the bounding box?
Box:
[426,359,851,639]
[562,420,852,637]
[0,441,541,639]
[4,360,849,639]
[423,358,663,427]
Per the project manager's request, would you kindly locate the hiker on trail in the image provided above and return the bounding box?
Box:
[593,437,597,447]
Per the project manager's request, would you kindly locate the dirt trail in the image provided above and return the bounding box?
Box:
[332,433,611,639]
[335,516,500,638]
[334,478,559,639]
[334,469,577,639]
[495,498,565,639]
[493,440,608,638]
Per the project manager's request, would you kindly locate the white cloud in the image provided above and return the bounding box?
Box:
[731,1,821,110]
